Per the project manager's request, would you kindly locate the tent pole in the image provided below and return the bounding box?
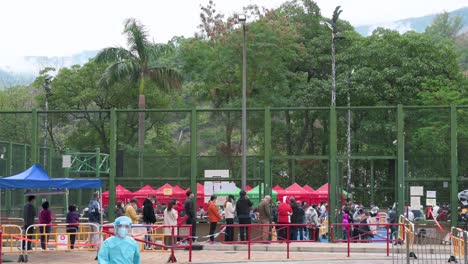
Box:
[65,188,69,215]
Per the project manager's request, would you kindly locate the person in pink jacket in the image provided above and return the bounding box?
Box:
[342,207,351,240]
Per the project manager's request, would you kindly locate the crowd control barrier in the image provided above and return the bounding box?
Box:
[391,215,459,263]
[0,224,23,253]
[218,223,318,260]
[16,223,101,262]
[449,227,468,263]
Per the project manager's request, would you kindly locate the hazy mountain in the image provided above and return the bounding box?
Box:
[356,6,468,36]
[0,69,35,89]
[0,50,98,89]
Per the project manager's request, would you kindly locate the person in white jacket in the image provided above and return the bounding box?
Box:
[163,200,178,245]
[224,195,236,241]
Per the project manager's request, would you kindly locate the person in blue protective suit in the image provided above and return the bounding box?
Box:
[98,216,140,264]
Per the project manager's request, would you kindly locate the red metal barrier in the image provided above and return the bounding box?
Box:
[330,223,402,257]
[219,223,317,260]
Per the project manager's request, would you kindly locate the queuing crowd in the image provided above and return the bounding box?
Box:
[22,190,461,251]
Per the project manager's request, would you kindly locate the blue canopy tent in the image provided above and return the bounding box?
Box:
[0,164,102,189]
[0,164,102,222]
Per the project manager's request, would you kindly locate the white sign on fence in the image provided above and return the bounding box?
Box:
[410,196,421,209]
[204,170,230,178]
[427,191,437,198]
[410,186,424,196]
[62,155,71,168]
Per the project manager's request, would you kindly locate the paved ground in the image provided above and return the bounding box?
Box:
[2,250,395,264]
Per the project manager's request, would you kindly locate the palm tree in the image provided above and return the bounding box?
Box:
[95,18,182,177]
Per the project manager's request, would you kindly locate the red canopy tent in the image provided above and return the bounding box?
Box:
[132,185,157,207]
[172,185,187,201]
[272,185,284,191]
[303,184,315,193]
[102,184,133,206]
[279,183,312,204]
[155,183,176,205]
[310,183,345,206]
[314,183,329,198]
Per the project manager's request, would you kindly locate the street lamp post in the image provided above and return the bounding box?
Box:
[42,77,53,167]
[239,14,247,190]
[320,21,336,106]
[346,69,354,199]
[321,6,342,106]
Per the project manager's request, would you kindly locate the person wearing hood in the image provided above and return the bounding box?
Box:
[142,196,157,250]
[305,204,320,242]
[368,206,379,236]
[98,216,140,264]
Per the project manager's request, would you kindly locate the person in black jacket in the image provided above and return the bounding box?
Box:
[290,198,304,240]
[142,196,157,249]
[23,195,36,250]
[184,191,196,242]
[236,190,253,241]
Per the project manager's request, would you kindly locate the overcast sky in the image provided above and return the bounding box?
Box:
[0,0,467,57]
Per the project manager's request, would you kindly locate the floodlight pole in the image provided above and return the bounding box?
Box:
[346,69,354,199]
[240,15,247,190]
[42,77,52,167]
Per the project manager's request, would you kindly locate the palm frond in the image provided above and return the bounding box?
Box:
[94,47,137,64]
[147,67,183,91]
[123,18,149,62]
[98,60,140,87]
[146,43,175,61]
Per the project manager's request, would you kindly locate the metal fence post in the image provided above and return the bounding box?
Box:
[397,104,405,218]
[450,105,458,227]
[329,105,338,240]
[264,107,271,196]
[190,108,197,215]
[108,109,117,222]
[31,109,38,165]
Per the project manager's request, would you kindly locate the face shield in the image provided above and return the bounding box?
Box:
[116,224,131,238]
[114,216,132,238]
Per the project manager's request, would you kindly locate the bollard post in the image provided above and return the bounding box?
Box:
[286,225,290,259]
[386,225,390,257]
[189,225,192,262]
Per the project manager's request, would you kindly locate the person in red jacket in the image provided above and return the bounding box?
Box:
[207,195,222,244]
[277,197,293,241]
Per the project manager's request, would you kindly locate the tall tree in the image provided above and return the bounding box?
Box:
[425,11,463,39]
[95,18,182,177]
